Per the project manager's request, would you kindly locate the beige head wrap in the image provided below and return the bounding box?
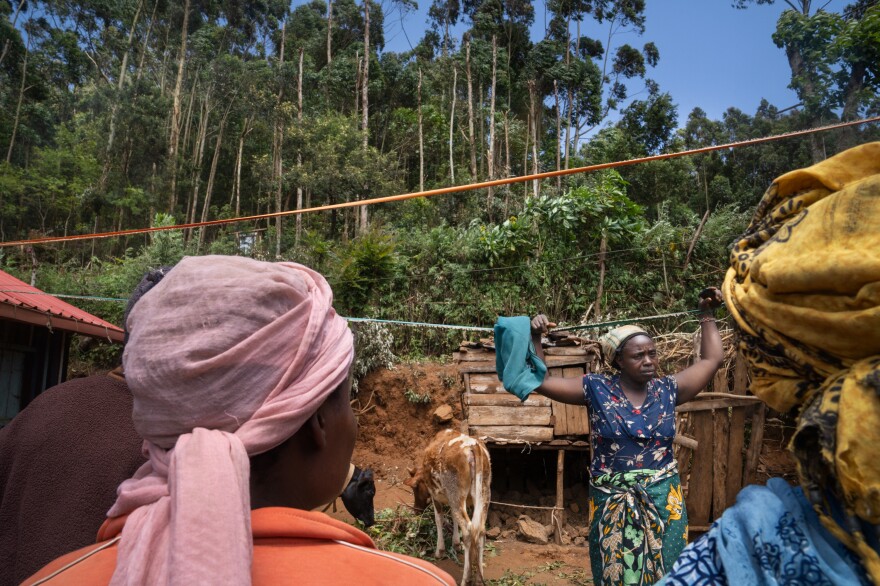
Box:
[599,324,651,367]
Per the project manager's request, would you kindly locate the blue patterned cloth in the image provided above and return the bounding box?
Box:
[583,374,678,477]
[658,478,869,585]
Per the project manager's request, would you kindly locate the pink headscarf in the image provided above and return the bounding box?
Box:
[109,255,354,586]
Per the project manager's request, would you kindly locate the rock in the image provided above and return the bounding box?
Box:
[488,511,503,528]
[517,515,549,544]
[432,404,454,423]
[569,502,580,514]
[574,536,585,546]
[486,526,501,539]
[501,529,517,540]
[561,533,572,545]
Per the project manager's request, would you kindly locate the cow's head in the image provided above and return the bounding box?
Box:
[404,467,432,512]
[340,466,376,527]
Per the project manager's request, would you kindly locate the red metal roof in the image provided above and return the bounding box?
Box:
[0,269,124,343]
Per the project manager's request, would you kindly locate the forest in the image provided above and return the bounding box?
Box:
[0,0,879,363]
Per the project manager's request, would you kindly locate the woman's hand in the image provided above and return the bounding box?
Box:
[526,314,585,406]
[530,314,556,335]
[698,286,723,313]
[674,286,725,405]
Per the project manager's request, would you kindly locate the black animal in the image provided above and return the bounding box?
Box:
[340,466,376,527]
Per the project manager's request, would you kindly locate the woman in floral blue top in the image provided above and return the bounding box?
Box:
[529,288,724,586]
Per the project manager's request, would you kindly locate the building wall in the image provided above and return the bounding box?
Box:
[0,319,68,426]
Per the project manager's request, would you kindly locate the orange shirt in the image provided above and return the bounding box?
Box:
[23,508,455,585]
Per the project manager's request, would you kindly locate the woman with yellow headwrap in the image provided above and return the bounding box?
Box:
[659,142,880,585]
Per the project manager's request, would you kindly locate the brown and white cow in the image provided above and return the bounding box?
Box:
[405,429,491,586]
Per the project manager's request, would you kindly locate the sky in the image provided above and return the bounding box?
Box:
[374,0,849,126]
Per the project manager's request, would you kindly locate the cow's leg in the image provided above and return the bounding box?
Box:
[452,516,460,550]
[433,504,446,558]
[476,484,490,579]
[473,531,486,585]
[452,506,473,586]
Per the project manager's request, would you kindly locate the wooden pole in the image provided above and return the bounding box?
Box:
[595,235,607,320]
[711,408,730,521]
[554,449,564,544]
[682,209,710,271]
[745,403,767,485]
[726,352,750,506]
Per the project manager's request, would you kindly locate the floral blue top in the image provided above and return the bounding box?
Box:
[582,373,678,476]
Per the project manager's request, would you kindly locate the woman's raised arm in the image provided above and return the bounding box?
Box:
[673,287,724,405]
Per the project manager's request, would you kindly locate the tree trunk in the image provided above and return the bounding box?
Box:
[418,67,424,192]
[6,36,29,164]
[274,19,287,258]
[197,105,231,249]
[564,16,572,171]
[839,60,866,148]
[523,110,529,200]
[487,36,497,219]
[504,110,510,178]
[105,0,144,157]
[528,79,539,198]
[136,0,159,82]
[784,43,823,162]
[595,234,607,320]
[231,116,253,217]
[466,40,477,180]
[158,24,171,94]
[180,78,198,168]
[186,98,210,240]
[478,81,484,178]
[326,0,333,65]
[0,0,26,68]
[449,66,457,184]
[168,0,191,210]
[554,80,561,189]
[296,47,304,247]
[359,0,370,234]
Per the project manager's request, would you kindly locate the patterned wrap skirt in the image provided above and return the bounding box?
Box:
[588,464,688,586]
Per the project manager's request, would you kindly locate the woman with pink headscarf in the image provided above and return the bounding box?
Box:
[23,256,453,586]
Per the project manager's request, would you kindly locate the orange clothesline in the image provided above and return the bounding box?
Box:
[2,115,878,249]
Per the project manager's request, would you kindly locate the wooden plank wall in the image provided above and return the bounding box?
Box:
[458,345,595,443]
[681,351,767,532]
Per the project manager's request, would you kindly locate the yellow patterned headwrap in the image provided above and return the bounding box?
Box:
[722,142,880,582]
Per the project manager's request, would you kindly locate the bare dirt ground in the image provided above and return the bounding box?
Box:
[326,359,798,585]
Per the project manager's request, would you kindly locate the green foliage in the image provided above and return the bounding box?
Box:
[328,229,397,316]
[351,321,397,395]
[367,507,444,559]
[404,388,432,404]
[0,0,877,371]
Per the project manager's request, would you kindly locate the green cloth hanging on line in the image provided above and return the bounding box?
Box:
[494,316,547,401]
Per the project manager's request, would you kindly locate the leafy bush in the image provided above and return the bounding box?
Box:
[351,321,397,395]
[368,507,444,559]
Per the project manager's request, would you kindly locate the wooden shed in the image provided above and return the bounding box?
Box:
[454,334,600,543]
[0,269,124,426]
[455,338,600,443]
